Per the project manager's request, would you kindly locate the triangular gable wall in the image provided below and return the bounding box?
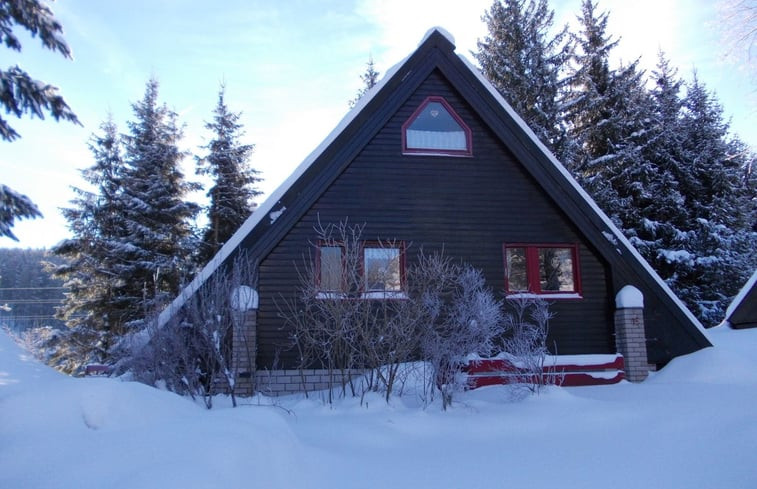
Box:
[159,27,710,356]
[726,270,757,328]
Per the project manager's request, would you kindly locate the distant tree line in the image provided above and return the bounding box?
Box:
[0,248,65,331]
[476,0,756,326]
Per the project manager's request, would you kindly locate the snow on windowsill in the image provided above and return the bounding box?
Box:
[315,291,409,300]
[505,292,583,300]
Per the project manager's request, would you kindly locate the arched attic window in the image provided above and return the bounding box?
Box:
[402,96,472,156]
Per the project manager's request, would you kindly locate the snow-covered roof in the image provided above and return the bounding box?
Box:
[157,26,707,345]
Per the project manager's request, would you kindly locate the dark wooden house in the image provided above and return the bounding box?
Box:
[725,271,757,329]
[160,28,711,394]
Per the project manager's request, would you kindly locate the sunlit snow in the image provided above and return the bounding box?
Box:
[1,325,756,489]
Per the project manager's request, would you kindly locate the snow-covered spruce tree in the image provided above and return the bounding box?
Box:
[475,0,572,159]
[562,0,651,198]
[663,75,756,325]
[115,78,199,329]
[0,0,79,240]
[348,55,380,108]
[563,1,755,325]
[50,118,127,369]
[195,84,261,266]
[562,1,687,256]
[623,53,693,292]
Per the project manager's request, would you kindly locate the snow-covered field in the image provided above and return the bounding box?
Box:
[2,327,756,489]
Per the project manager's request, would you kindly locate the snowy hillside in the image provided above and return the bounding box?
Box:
[1,327,756,489]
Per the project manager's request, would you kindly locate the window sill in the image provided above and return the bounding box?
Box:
[505,292,583,300]
[315,291,409,300]
[402,150,473,158]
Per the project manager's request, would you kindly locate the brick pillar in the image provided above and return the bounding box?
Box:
[232,310,257,396]
[614,285,650,382]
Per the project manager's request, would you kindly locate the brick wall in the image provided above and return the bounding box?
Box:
[231,310,257,396]
[254,368,365,396]
[614,307,651,382]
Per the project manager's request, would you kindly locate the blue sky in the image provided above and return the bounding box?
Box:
[2,0,753,249]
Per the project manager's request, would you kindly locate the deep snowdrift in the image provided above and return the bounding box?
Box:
[1,326,756,489]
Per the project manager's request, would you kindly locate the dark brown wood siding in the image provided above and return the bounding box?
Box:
[256,70,615,368]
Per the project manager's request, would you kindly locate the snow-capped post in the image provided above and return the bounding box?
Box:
[614,285,650,382]
[231,285,259,396]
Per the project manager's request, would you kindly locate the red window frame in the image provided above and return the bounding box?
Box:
[401,96,473,157]
[315,241,407,298]
[503,243,582,297]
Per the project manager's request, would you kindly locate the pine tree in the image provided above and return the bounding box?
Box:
[349,55,380,108]
[116,78,199,326]
[195,84,261,265]
[51,117,127,363]
[627,53,691,269]
[0,0,80,240]
[563,0,652,225]
[475,0,571,158]
[668,74,756,324]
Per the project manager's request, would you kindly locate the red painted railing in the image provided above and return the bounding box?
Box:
[464,354,625,388]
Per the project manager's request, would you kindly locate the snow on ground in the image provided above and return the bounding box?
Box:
[2,326,756,489]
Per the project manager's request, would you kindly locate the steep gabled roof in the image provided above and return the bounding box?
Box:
[159,27,710,353]
[726,270,757,329]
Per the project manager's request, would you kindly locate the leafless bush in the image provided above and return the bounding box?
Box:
[282,219,512,409]
[125,252,257,408]
[502,296,556,397]
[280,219,421,403]
[411,252,506,409]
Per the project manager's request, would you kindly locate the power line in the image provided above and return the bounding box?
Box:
[0,299,64,304]
[0,287,66,291]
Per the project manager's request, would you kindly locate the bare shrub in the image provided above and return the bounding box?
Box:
[282,219,510,409]
[502,296,556,397]
[280,219,421,403]
[124,251,257,408]
[411,252,506,409]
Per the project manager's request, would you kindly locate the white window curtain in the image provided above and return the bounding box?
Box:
[406,129,467,150]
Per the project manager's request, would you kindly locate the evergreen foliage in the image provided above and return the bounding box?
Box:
[51,118,127,361]
[195,84,261,265]
[0,0,79,240]
[475,0,571,158]
[560,0,755,325]
[50,80,204,370]
[349,55,380,108]
[116,78,200,324]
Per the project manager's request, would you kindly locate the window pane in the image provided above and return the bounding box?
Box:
[406,101,467,150]
[364,247,401,292]
[538,248,574,292]
[506,247,528,291]
[319,246,342,291]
